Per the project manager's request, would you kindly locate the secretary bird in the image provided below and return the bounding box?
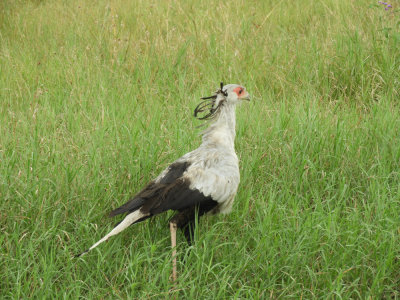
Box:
[75,82,250,281]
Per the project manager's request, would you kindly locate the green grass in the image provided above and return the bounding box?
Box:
[1,0,400,298]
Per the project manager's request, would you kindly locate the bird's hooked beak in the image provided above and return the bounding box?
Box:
[240,91,251,101]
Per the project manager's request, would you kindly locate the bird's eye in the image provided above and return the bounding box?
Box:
[233,86,244,97]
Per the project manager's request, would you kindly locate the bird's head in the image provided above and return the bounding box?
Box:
[194,82,250,120]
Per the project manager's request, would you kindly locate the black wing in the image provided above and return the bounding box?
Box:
[109,161,217,217]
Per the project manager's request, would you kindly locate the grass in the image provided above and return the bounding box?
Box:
[1,0,400,298]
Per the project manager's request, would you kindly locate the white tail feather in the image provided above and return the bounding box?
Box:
[81,209,148,256]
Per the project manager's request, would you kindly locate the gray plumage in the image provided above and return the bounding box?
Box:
[76,83,250,257]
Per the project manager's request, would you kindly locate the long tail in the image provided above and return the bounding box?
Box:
[75,209,149,257]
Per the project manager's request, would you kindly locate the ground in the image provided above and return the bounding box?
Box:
[1,0,400,298]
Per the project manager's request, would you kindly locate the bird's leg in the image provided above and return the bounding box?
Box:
[170,221,178,283]
[183,220,195,245]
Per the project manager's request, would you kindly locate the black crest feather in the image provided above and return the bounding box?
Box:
[194,82,227,120]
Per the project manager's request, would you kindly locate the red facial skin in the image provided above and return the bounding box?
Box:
[233,86,247,98]
[233,86,243,96]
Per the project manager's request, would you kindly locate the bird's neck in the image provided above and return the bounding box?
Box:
[201,104,236,149]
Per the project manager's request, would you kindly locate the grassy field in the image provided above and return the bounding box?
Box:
[1,0,400,298]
